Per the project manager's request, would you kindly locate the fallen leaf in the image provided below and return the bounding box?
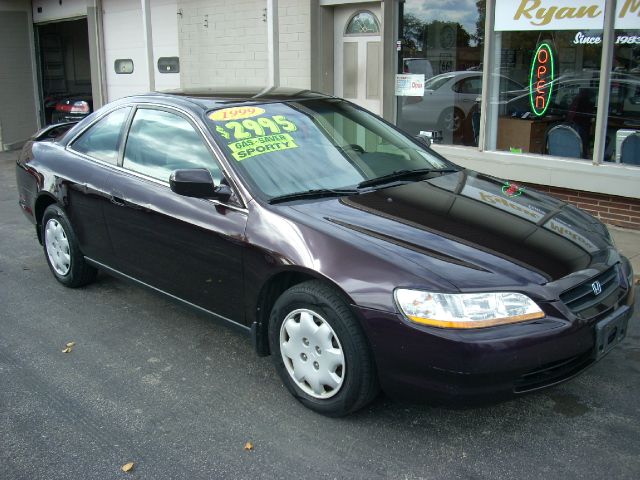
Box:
[66,341,75,348]
[62,347,72,353]
[121,462,134,472]
[243,441,254,451]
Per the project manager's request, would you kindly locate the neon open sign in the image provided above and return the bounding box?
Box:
[529,42,554,117]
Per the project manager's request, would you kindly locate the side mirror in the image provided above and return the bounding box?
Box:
[169,168,231,201]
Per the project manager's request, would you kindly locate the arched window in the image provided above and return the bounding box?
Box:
[344,11,380,36]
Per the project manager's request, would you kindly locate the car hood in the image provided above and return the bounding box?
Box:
[284,170,615,289]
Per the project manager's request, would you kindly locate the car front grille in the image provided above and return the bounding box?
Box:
[559,266,625,319]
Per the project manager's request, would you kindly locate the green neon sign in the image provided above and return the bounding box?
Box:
[529,42,554,117]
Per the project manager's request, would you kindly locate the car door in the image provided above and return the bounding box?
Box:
[65,105,133,266]
[103,105,247,323]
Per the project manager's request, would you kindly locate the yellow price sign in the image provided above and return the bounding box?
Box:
[229,133,298,161]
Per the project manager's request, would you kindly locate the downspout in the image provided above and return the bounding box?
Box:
[258,0,279,96]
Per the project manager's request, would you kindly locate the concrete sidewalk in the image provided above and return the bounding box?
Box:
[2,148,639,278]
[609,226,640,281]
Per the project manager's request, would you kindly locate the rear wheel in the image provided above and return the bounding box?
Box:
[42,204,97,288]
[269,280,379,416]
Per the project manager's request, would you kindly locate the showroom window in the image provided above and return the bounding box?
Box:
[487,30,603,159]
[607,28,640,165]
[396,1,486,146]
[483,0,640,167]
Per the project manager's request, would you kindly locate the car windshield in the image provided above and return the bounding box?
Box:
[206,99,451,199]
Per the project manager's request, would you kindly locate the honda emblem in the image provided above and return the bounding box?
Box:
[591,280,602,295]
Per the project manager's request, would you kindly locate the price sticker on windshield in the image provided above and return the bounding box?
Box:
[209,109,300,161]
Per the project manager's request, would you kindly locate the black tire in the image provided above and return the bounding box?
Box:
[268,280,379,416]
[41,204,97,288]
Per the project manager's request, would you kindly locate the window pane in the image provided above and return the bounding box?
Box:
[487,31,602,160]
[123,109,221,182]
[71,107,131,164]
[396,1,486,146]
[345,12,380,35]
[607,29,640,166]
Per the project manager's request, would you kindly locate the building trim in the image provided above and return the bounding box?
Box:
[432,144,640,200]
[592,0,617,166]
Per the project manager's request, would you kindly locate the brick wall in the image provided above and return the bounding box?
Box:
[177,0,310,89]
[525,183,640,231]
[277,0,310,88]
[178,0,268,87]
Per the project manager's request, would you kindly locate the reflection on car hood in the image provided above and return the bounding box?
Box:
[287,170,614,287]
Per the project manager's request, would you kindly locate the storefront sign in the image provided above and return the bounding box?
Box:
[395,74,425,97]
[573,31,640,45]
[495,0,605,31]
[496,0,640,31]
[529,42,554,117]
[616,0,640,29]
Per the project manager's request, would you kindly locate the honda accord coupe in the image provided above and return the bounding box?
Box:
[16,88,635,416]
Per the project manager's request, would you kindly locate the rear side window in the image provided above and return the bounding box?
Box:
[123,108,221,183]
[453,76,482,94]
[71,107,131,164]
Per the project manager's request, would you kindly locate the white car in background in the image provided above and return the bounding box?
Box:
[398,71,523,142]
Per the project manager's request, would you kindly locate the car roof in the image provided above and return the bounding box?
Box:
[131,87,333,111]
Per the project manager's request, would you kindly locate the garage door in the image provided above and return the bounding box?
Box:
[0,11,38,149]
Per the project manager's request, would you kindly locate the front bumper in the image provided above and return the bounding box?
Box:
[355,289,635,403]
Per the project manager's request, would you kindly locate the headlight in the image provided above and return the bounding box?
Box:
[395,289,545,329]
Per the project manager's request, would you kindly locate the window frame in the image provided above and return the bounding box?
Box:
[344,10,381,37]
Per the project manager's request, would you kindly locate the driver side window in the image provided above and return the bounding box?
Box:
[123,108,222,183]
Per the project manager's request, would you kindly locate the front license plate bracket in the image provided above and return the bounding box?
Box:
[594,306,631,360]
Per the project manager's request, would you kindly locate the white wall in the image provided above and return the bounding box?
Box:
[278,0,311,88]
[177,0,268,88]
[32,0,87,23]
[176,0,311,90]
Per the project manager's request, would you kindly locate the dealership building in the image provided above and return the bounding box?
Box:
[1,0,639,228]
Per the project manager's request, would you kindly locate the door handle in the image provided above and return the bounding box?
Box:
[110,195,126,207]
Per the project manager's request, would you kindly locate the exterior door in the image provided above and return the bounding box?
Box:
[334,5,382,115]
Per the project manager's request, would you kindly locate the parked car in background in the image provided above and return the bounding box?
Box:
[16,88,635,416]
[398,71,523,144]
[51,95,93,123]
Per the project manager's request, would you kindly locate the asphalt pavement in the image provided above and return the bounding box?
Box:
[1,150,639,480]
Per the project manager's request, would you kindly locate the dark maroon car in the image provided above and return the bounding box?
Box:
[16,88,635,416]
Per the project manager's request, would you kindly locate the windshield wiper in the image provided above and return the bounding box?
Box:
[268,188,359,204]
[357,168,458,189]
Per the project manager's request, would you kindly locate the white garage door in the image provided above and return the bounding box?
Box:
[0,10,38,149]
[103,0,180,101]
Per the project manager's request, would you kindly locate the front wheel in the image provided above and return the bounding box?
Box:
[269,281,379,416]
[42,204,97,288]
